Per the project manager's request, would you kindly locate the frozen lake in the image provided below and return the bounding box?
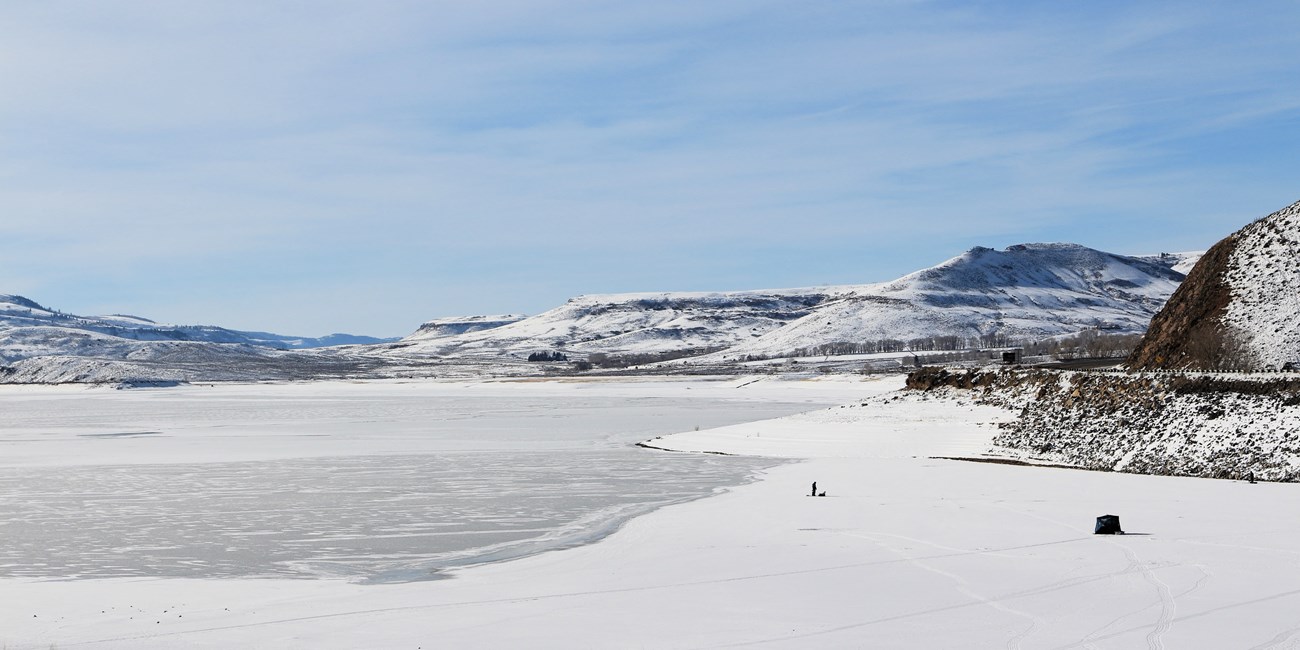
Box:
[7,376,1300,649]
[0,378,861,582]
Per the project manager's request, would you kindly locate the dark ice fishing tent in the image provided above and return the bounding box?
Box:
[1094,514,1123,535]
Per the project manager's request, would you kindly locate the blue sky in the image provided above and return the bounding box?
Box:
[2,1,1298,336]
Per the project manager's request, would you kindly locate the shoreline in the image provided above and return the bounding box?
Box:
[360,451,791,585]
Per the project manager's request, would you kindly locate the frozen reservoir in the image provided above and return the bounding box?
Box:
[0,379,858,582]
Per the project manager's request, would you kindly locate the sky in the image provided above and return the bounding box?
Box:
[2,1,1299,337]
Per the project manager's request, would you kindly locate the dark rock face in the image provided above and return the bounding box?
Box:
[1126,234,1237,370]
[904,366,999,391]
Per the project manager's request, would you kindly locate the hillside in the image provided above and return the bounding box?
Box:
[1129,199,1300,370]
[709,244,1189,361]
[402,315,527,342]
[0,241,1197,382]
[0,295,395,383]
[380,290,842,360]
[377,244,1191,364]
[0,294,394,364]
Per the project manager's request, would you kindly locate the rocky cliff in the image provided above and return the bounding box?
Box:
[1128,199,1300,370]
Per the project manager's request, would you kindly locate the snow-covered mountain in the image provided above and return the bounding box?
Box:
[1130,198,1300,370]
[0,240,1199,383]
[235,330,398,349]
[403,315,528,342]
[380,290,842,359]
[710,244,1189,361]
[384,244,1194,363]
[1169,251,1204,275]
[0,294,395,364]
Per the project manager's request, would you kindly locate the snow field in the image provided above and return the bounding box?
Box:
[4,376,1300,648]
[10,456,1299,648]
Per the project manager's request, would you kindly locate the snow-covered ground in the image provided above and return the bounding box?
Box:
[4,377,1300,648]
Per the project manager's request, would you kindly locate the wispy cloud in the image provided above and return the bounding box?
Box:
[1,0,1298,334]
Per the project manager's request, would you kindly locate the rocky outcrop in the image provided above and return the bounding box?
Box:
[905,366,1000,391]
[991,372,1300,481]
[906,367,1300,481]
[1127,199,1300,371]
[1126,235,1237,369]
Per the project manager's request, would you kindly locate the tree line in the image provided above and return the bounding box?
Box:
[733,329,1146,363]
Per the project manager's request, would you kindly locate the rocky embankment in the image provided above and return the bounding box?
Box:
[907,367,1300,481]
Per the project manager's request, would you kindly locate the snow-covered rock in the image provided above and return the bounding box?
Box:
[908,366,1300,481]
[1220,201,1300,368]
[1130,198,1300,370]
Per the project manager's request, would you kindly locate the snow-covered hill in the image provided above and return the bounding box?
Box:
[0,241,1198,382]
[1170,251,1204,275]
[382,244,1193,363]
[235,330,398,349]
[1220,202,1300,368]
[403,315,527,342]
[708,244,1189,361]
[1129,199,1300,371]
[381,290,843,359]
[0,295,398,384]
[0,294,395,364]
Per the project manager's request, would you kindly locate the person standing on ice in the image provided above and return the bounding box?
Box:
[811,481,817,496]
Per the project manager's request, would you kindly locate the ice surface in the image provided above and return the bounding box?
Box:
[0,378,847,583]
[0,450,773,582]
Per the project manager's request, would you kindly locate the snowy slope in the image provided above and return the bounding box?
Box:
[403,315,527,342]
[712,244,1189,360]
[0,294,395,364]
[1170,251,1204,275]
[1219,200,1300,368]
[382,244,1192,362]
[233,330,398,349]
[383,289,845,359]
